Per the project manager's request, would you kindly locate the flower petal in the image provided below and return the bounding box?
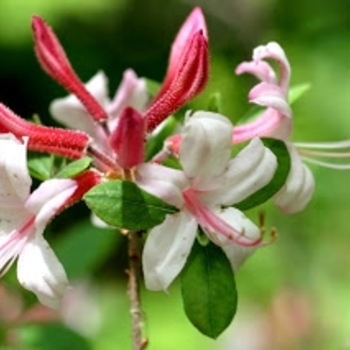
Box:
[107,69,148,127]
[274,143,315,214]
[25,179,77,232]
[50,71,109,132]
[253,42,291,92]
[0,134,31,202]
[142,211,197,290]
[208,138,277,206]
[17,236,69,308]
[249,82,292,118]
[235,60,276,84]
[180,111,233,189]
[136,163,187,208]
[219,208,260,271]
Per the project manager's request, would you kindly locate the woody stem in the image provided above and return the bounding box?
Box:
[127,230,148,350]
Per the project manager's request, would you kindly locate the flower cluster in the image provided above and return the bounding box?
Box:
[0,7,347,339]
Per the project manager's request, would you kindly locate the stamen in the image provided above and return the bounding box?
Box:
[295,140,350,170]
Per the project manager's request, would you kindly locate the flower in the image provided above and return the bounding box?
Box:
[0,134,101,308]
[136,112,277,290]
[32,7,209,140]
[235,42,315,213]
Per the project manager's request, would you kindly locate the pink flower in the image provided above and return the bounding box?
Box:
[235,42,314,214]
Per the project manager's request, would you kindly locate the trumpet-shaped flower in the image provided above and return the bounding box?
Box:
[0,134,101,308]
[136,112,277,290]
[235,42,315,213]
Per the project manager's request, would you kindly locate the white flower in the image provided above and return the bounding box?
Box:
[0,134,78,308]
[137,112,277,290]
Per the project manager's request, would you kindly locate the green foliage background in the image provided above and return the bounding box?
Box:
[1,0,350,349]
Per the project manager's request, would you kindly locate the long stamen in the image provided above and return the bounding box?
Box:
[295,140,350,169]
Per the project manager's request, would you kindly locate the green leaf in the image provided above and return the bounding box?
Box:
[181,240,238,339]
[55,157,92,178]
[207,92,222,113]
[235,138,291,210]
[27,152,54,180]
[288,82,311,104]
[84,180,178,230]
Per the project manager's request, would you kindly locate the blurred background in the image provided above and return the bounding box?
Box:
[1,0,350,349]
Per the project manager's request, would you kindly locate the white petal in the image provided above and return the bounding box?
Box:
[207,138,277,206]
[218,208,260,271]
[142,211,197,290]
[50,71,109,138]
[107,69,148,131]
[180,111,233,189]
[274,144,315,214]
[25,179,77,232]
[136,163,187,208]
[17,236,69,308]
[0,134,31,202]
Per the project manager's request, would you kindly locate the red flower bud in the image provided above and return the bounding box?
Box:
[144,8,209,132]
[0,104,90,159]
[32,16,108,123]
[109,107,145,169]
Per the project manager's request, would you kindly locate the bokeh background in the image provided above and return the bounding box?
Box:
[1,0,350,349]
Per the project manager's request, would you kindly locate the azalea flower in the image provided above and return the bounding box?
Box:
[31,7,208,165]
[0,134,101,308]
[136,112,277,290]
[234,42,315,213]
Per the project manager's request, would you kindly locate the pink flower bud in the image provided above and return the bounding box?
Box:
[32,16,108,123]
[0,104,90,159]
[145,8,209,132]
[109,107,145,169]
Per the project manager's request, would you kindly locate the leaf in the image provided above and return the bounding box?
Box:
[207,92,222,113]
[84,180,178,230]
[235,138,291,210]
[55,157,92,178]
[27,152,54,180]
[288,82,311,104]
[181,240,238,339]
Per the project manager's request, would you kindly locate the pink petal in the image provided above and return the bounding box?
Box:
[249,82,292,118]
[253,42,291,93]
[235,61,277,84]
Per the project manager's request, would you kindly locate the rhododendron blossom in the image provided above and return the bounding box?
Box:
[137,112,277,290]
[0,134,101,308]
